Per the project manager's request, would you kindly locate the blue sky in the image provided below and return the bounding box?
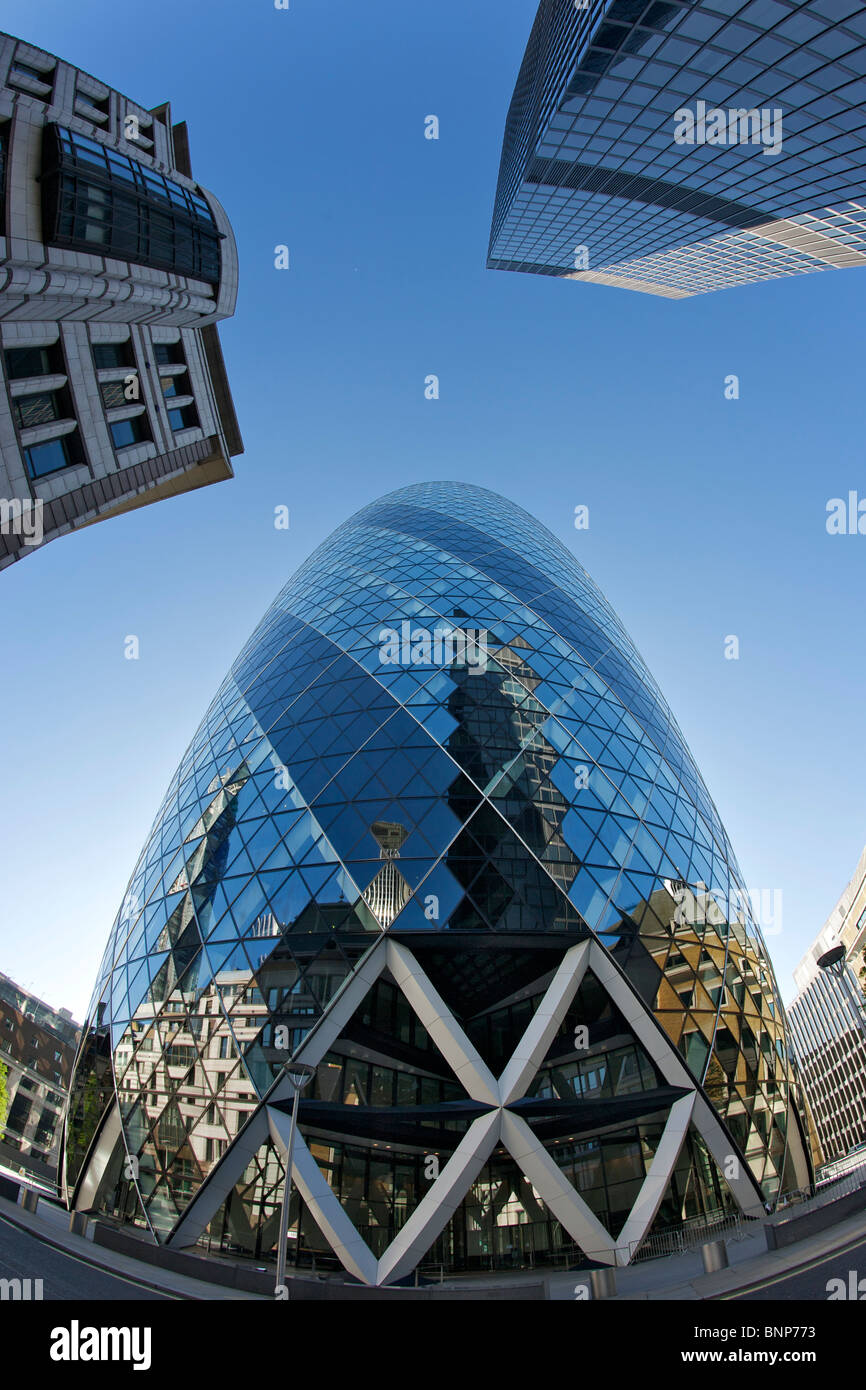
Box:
[1,0,863,1021]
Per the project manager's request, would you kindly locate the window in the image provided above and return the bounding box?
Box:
[167,403,198,432]
[7,1094,33,1129]
[78,183,111,244]
[154,342,185,366]
[100,379,129,409]
[92,341,134,371]
[75,84,109,126]
[10,61,51,83]
[110,415,149,449]
[35,1114,55,1146]
[11,361,86,477]
[42,125,221,283]
[4,344,63,380]
[14,391,62,429]
[160,367,193,410]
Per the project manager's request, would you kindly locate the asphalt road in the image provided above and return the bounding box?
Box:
[0,1213,173,1301]
[726,1229,866,1300]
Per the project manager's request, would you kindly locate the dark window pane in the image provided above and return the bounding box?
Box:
[110,415,149,449]
[168,403,198,431]
[92,342,133,370]
[5,345,59,379]
[25,436,75,477]
[154,342,184,366]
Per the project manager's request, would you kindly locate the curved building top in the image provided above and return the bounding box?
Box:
[0,32,238,326]
[0,32,242,570]
[67,481,811,1262]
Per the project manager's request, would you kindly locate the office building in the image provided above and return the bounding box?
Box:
[488,0,866,298]
[65,482,811,1284]
[0,971,79,1184]
[787,845,866,1163]
[0,32,242,570]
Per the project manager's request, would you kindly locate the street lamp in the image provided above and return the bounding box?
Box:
[274,1061,315,1295]
[817,945,866,1034]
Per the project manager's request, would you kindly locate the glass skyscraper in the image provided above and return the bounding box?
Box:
[488,0,866,297]
[65,482,811,1284]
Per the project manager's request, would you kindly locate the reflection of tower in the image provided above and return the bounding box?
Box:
[445,634,580,930]
[363,821,411,928]
[248,912,280,940]
[153,765,251,1002]
[63,997,112,1190]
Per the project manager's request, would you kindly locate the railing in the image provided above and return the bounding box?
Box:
[816,1153,866,1187]
[627,1210,753,1263]
[773,1163,866,1219]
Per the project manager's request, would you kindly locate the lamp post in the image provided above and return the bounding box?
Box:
[817,945,866,1034]
[274,1062,315,1296]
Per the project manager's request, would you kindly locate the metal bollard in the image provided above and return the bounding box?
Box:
[68,1210,89,1237]
[590,1267,617,1299]
[20,1188,39,1214]
[701,1238,729,1274]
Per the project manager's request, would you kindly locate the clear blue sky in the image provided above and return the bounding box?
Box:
[1,0,863,1021]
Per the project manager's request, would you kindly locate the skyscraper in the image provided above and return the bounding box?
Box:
[0,32,242,570]
[65,482,811,1284]
[488,1,866,298]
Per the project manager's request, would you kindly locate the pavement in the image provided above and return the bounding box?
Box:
[3,1184,866,1301]
[553,1204,866,1300]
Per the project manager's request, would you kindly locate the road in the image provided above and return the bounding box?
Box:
[0,1212,173,1301]
[725,1229,866,1300]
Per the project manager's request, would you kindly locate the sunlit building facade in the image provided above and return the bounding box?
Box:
[65,482,811,1284]
[0,972,79,1183]
[788,845,866,1163]
[488,0,866,298]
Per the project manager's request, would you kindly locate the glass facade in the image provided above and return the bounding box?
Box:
[66,482,811,1280]
[488,0,866,296]
[41,125,221,283]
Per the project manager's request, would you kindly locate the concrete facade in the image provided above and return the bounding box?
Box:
[0,32,242,570]
[788,846,866,1165]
